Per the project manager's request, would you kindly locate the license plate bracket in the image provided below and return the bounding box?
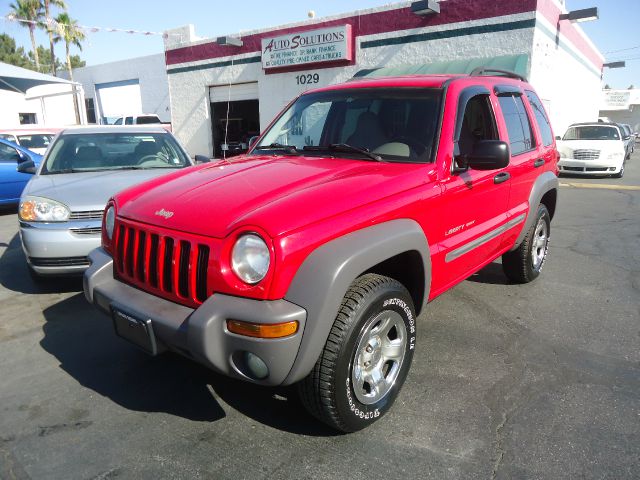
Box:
[111,303,158,355]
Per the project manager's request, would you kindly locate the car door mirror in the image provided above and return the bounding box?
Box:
[456,140,510,172]
[17,159,36,174]
[194,154,210,164]
[555,135,562,140]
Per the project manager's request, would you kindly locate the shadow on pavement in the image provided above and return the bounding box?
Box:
[0,233,83,294]
[40,293,338,436]
[466,261,510,285]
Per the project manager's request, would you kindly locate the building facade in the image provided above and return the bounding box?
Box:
[163,0,604,158]
[600,89,640,133]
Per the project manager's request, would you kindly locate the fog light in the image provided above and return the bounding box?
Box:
[243,351,269,380]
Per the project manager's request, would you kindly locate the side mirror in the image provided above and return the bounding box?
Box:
[194,154,211,164]
[555,136,562,140]
[17,159,36,174]
[455,140,510,172]
[248,136,260,149]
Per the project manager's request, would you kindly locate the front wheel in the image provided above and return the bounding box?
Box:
[502,204,551,283]
[298,274,416,432]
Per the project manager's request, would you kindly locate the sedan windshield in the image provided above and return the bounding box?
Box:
[17,134,53,149]
[563,126,620,141]
[41,132,191,174]
[255,88,443,163]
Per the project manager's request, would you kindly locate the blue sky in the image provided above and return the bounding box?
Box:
[1,0,638,88]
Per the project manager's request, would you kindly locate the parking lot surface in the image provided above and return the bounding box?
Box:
[1,152,638,479]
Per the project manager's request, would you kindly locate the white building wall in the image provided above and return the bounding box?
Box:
[529,16,604,136]
[69,54,171,123]
[0,84,79,128]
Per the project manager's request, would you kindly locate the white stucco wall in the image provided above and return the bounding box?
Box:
[0,83,80,128]
[166,11,537,157]
[529,15,604,137]
[69,54,171,123]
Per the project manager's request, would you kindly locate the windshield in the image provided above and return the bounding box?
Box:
[255,88,443,163]
[17,134,53,149]
[137,115,161,124]
[41,132,191,174]
[563,126,620,141]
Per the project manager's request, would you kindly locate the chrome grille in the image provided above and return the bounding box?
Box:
[573,149,600,161]
[70,227,102,235]
[69,210,104,220]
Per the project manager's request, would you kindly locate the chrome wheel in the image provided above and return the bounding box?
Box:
[352,310,407,405]
[531,218,548,270]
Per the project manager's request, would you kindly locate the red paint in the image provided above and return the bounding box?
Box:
[106,73,558,308]
[165,0,537,66]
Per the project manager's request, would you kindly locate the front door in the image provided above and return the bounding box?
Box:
[0,143,31,204]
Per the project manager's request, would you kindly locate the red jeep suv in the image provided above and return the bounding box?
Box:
[84,69,559,432]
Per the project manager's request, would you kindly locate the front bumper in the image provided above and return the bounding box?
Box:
[20,220,101,275]
[558,157,623,175]
[83,248,307,386]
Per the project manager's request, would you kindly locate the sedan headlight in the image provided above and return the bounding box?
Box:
[607,152,624,160]
[231,234,270,284]
[19,196,70,222]
[104,205,115,240]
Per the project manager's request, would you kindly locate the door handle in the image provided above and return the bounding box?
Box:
[494,172,510,184]
[534,158,545,168]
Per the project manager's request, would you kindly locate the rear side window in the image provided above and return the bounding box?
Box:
[498,94,536,156]
[525,91,554,146]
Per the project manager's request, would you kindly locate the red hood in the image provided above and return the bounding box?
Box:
[117,154,432,239]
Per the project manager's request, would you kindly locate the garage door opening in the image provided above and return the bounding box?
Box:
[210,83,260,158]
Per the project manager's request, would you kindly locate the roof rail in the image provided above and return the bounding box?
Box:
[469,67,527,82]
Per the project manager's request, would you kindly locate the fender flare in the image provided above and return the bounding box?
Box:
[282,219,431,385]
[512,171,559,250]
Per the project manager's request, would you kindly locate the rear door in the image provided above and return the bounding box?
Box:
[0,143,31,204]
[433,86,511,293]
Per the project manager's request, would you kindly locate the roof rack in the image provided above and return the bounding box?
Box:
[469,67,527,82]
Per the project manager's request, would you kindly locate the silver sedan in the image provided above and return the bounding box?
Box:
[18,126,196,277]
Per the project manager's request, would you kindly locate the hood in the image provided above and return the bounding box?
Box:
[24,168,184,212]
[117,155,431,239]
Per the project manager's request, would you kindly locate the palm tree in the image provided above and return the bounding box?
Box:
[9,0,43,71]
[53,12,84,81]
[54,12,85,123]
[43,0,66,75]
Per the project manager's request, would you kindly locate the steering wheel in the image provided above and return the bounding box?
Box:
[389,136,429,157]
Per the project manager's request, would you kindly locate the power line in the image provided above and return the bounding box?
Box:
[604,45,640,54]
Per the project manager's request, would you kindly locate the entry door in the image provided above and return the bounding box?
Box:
[434,91,511,293]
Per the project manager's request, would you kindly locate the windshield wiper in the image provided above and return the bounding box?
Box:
[303,143,382,162]
[254,142,298,153]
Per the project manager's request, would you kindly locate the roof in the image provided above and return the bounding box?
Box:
[569,122,621,128]
[352,54,529,81]
[59,125,168,134]
[0,62,74,93]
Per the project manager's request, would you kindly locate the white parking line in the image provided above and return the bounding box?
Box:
[560,182,640,191]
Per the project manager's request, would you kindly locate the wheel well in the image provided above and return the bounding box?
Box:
[540,189,557,220]
[363,250,425,315]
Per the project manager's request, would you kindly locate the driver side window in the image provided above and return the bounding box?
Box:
[0,143,21,163]
[458,94,498,158]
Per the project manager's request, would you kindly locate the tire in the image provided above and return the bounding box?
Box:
[502,204,551,283]
[298,274,416,432]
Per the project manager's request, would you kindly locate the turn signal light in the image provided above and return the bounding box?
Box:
[226,319,299,338]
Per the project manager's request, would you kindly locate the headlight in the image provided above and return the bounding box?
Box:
[231,234,270,284]
[105,206,115,240]
[19,196,70,222]
[607,152,624,160]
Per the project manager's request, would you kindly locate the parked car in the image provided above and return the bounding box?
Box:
[618,123,635,158]
[0,128,60,155]
[0,138,42,206]
[112,114,172,132]
[84,70,559,432]
[18,126,196,277]
[557,123,626,177]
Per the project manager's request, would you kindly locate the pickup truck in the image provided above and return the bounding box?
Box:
[112,114,172,132]
[84,69,559,432]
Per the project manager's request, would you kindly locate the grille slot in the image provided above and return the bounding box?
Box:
[69,210,104,220]
[113,220,212,307]
[573,149,600,161]
[70,227,102,235]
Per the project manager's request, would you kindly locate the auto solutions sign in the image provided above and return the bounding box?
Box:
[261,25,353,70]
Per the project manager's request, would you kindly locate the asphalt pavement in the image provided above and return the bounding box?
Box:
[0,150,638,479]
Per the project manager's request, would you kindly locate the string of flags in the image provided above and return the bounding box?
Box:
[3,13,179,38]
